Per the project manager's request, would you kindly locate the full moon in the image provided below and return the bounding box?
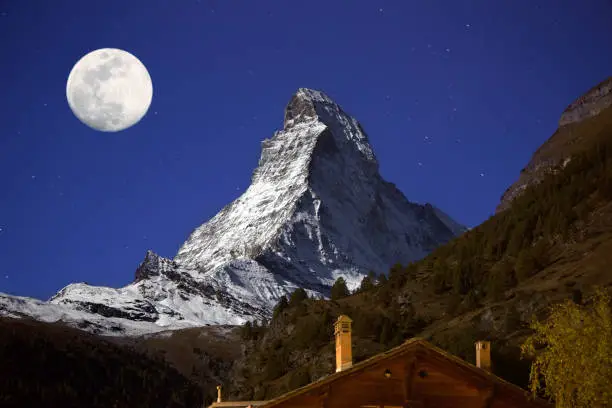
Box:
[66,48,153,132]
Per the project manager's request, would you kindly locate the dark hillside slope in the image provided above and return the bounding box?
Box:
[0,317,203,408]
[126,326,242,406]
[215,105,612,401]
[498,81,612,212]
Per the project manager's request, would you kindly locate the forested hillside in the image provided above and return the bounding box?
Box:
[0,317,203,408]
[219,105,612,401]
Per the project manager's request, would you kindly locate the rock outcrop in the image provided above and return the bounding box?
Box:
[497,77,612,213]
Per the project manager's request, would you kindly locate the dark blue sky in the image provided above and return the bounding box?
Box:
[1,1,612,300]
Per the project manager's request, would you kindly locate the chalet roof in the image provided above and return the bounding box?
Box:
[259,337,551,408]
[208,401,267,408]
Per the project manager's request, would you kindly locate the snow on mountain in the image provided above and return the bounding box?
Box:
[0,292,182,336]
[0,88,466,336]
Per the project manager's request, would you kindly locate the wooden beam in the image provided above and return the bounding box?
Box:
[403,357,418,408]
[478,385,495,408]
[318,386,330,408]
[419,351,490,389]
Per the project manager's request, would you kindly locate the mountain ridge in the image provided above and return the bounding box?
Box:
[497,77,612,213]
[0,88,465,336]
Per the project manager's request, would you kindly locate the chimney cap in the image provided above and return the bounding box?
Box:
[335,315,353,323]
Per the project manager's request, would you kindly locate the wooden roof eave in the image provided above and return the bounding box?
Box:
[259,338,552,408]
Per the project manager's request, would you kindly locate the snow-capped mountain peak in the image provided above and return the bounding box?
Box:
[0,88,466,336]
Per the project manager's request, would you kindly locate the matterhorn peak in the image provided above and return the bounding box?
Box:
[176,88,385,275]
[0,89,466,336]
[283,88,338,129]
[176,88,463,290]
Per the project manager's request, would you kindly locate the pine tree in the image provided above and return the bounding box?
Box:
[289,288,308,307]
[358,275,374,292]
[330,277,350,300]
[379,319,392,345]
[378,273,388,286]
[272,295,289,319]
[240,321,253,340]
[487,258,517,301]
[515,250,538,282]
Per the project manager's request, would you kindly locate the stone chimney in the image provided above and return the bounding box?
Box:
[334,315,353,372]
[475,341,492,372]
[216,385,222,403]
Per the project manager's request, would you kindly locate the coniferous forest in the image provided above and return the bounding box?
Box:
[227,108,612,401]
[0,317,202,408]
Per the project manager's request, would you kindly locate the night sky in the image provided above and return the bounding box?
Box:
[1,1,612,300]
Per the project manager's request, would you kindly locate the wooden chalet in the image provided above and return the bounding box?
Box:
[208,315,551,408]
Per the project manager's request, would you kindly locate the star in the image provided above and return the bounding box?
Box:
[427,44,432,49]
[0,227,3,232]
[480,173,485,177]
[417,162,423,167]
[455,138,461,143]
[43,103,48,107]
[379,8,383,12]
[465,23,471,28]
[4,275,7,279]
[452,107,458,112]
[31,175,36,180]
[154,111,158,115]
[0,12,7,17]
[445,48,451,53]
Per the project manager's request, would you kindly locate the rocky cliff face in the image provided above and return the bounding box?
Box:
[175,89,463,292]
[497,77,612,213]
[0,88,465,336]
[559,77,612,127]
